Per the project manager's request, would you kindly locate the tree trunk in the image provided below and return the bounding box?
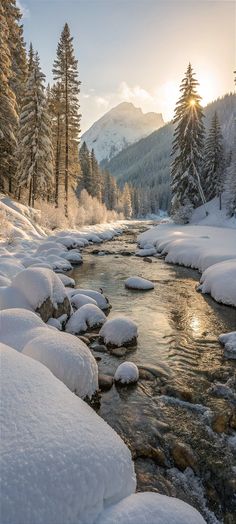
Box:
[65,54,69,217]
[219,192,222,210]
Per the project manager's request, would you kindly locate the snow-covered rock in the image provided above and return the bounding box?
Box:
[70,288,110,310]
[71,293,97,309]
[46,317,62,330]
[1,343,136,524]
[0,309,98,398]
[57,273,75,287]
[114,362,139,384]
[219,331,236,359]
[66,304,106,335]
[81,102,164,163]
[99,317,138,348]
[23,331,98,397]
[198,259,236,307]
[55,235,86,249]
[61,250,83,264]
[36,240,67,254]
[135,247,157,257]
[0,268,71,321]
[124,276,154,290]
[95,492,206,524]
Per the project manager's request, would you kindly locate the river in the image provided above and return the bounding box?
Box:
[72,222,236,524]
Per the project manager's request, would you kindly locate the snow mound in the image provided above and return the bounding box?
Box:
[47,317,62,330]
[23,331,98,397]
[1,343,136,524]
[71,289,110,310]
[219,331,236,359]
[0,268,69,316]
[198,259,236,307]
[114,362,139,384]
[66,304,106,335]
[62,250,83,264]
[0,259,25,279]
[0,197,45,239]
[55,235,86,249]
[57,273,75,287]
[0,274,11,286]
[124,276,154,290]
[135,247,156,257]
[0,309,97,398]
[71,293,97,309]
[36,241,67,254]
[95,492,206,524]
[99,317,138,347]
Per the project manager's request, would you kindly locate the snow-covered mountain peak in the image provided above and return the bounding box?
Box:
[81,102,164,162]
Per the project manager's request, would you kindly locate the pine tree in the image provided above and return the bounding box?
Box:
[0,3,18,193]
[90,148,102,201]
[171,63,205,215]
[122,183,132,218]
[49,82,65,206]
[203,112,225,209]
[2,0,27,109]
[53,23,81,216]
[78,141,92,194]
[17,53,54,206]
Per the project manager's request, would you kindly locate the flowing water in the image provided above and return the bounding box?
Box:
[72,223,236,524]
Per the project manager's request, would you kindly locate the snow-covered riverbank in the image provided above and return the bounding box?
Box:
[0,198,207,524]
[138,223,236,307]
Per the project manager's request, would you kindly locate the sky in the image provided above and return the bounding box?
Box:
[18,0,235,133]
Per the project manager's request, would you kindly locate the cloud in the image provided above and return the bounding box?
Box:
[16,0,30,19]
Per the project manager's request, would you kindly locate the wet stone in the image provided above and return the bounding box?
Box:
[143,257,153,263]
[109,346,127,357]
[98,374,114,391]
[91,343,108,353]
[138,368,155,381]
[171,441,198,472]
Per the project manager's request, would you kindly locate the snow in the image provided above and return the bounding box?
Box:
[57,273,75,287]
[0,259,25,279]
[61,249,83,264]
[198,259,236,307]
[124,276,154,290]
[99,317,138,347]
[114,362,139,384]
[70,288,110,310]
[71,293,98,309]
[0,309,97,398]
[1,343,136,524]
[135,247,157,257]
[190,195,236,229]
[81,101,164,162]
[0,274,11,286]
[46,317,62,330]
[138,221,236,306]
[66,304,106,335]
[0,268,68,313]
[95,492,206,524]
[219,331,236,359]
[22,331,98,397]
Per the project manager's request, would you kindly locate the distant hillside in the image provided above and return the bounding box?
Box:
[81,102,164,162]
[103,94,235,208]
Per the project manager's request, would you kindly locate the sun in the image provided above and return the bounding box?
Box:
[189,99,196,106]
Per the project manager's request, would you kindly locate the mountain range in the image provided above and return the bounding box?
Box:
[102,93,235,201]
[81,102,164,162]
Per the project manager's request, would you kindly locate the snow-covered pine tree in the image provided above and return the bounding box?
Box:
[171,63,205,218]
[203,111,225,209]
[2,0,27,109]
[17,52,54,206]
[90,148,102,201]
[49,82,65,207]
[0,3,18,193]
[225,111,236,217]
[53,23,81,216]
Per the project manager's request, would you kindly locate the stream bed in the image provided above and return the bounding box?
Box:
[72,223,236,524]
